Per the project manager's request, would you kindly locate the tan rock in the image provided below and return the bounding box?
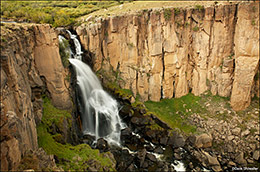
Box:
[0,23,70,170]
[230,3,259,111]
[195,133,213,148]
[77,2,259,111]
[231,56,259,111]
[34,25,72,110]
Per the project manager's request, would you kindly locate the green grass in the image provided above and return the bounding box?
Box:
[42,96,72,130]
[37,125,115,171]
[37,96,115,171]
[144,93,207,134]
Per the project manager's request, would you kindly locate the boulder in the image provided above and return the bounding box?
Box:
[195,133,212,148]
[232,128,241,136]
[168,131,185,148]
[96,138,109,152]
[154,147,164,154]
[146,153,157,162]
[137,148,147,167]
[235,152,247,166]
[253,150,259,161]
[203,151,222,172]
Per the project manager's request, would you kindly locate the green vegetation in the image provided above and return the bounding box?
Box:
[0,1,119,27]
[164,8,172,21]
[127,42,134,49]
[228,53,235,59]
[175,20,181,28]
[155,10,161,16]
[145,93,206,134]
[193,26,199,32]
[195,5,204,11]
[41,96,72,129]
[106,81,133,101]
[251,19,256,26]
[59,38,70,68]
[174,8,180,15]
[37,96,115,171]
[252,6,256,13]
[184,22,189,28]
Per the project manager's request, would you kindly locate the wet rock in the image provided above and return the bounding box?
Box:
[189,162,194,169]
[131,116,148,126]
[113,149,134,171]
[96,138,109,152]
[145,144,154,152]
[82,134,95,145]
[137,148,147,167]
[146,129,156,140]
[146,153,157,162]
[126,163,136,171]
[119,105,133,120]
[174,153,182,160]
[121,127,132,137]
[160,137,168,146]
[195,134,212,148]
[154,146,164,154]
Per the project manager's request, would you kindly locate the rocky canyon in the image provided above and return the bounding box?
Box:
[1,24,72,170]
[76,2,259,111]
[0,1,259,171]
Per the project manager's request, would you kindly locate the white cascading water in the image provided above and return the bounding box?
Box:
[59,31,125,146]
[66,30,83,61]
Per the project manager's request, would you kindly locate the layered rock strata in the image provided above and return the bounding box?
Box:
[76,2,259,111]
[0,23,72,170]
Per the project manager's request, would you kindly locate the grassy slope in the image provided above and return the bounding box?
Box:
[37,97,115,171]
[144,93,205,134]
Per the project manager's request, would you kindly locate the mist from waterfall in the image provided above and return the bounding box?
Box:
[59,31,125,146]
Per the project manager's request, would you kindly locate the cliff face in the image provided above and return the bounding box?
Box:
[76,2,259,111]
[0,23,71,170]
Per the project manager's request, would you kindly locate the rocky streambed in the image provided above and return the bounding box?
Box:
[77,85,260,172]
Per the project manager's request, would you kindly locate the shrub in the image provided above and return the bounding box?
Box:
[164,8,172,21]
[174,8,180,15]
[193,26,199,32]
[251,19,256,26]
[59,38,70,68]
[195,5,204,12]
[0,1,118,27]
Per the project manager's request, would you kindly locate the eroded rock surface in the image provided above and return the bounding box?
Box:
[0,23,71,171]
[77,2,259,110]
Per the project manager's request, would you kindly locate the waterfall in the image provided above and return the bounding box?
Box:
[59,31,126,146]
[66,30,83,61]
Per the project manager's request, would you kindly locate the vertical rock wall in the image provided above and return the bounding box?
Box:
[76,2,259,110]
[0,24,72,170]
